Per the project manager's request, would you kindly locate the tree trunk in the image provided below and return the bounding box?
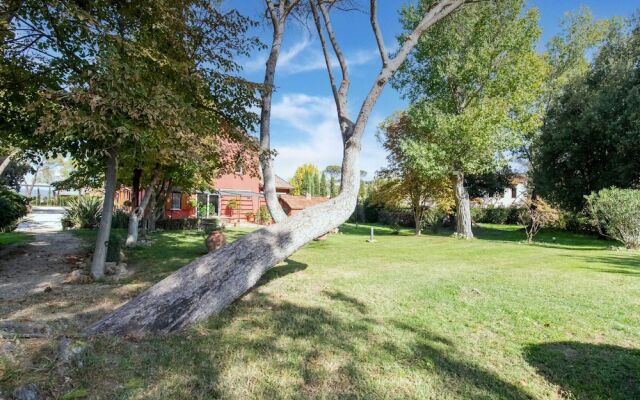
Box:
[454,171,473,239]
[0,149,18,177]
[125,172,159,247]
[413,206,422,236]
[90,148,118,279]
[85,0,465,336]
[85,143,361,336]
[259,8,288,223]
[131,168,142,208]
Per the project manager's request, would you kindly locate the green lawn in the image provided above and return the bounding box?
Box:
[0,231,32,248]
[69,224,639,399]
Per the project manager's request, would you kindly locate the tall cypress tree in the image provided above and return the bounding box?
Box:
[320,173,328,196]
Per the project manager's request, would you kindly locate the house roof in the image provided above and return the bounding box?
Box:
[260,175,293,190]
[279,194,328,210]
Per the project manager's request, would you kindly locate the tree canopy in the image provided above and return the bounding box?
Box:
[533,18,640,211]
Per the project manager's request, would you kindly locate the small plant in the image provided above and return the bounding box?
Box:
[245,211,255,222]
[62,196,103,229]
[257,205,271,225]
[519,198,559,243]
[585,188,640,249]
[227,199,240,215]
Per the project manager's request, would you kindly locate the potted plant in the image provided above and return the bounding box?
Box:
[257,205,271,225]
[245,211,255,222]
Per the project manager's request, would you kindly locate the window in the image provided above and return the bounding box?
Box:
[171,192,182,210]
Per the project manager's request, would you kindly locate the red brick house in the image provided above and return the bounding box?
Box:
[278,194,329,216]
[163,172,294,223]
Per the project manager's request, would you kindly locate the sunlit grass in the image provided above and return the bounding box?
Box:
[64,224,640,398]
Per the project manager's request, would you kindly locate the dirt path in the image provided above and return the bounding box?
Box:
[0,230,86,301]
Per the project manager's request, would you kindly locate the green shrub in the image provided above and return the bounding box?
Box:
[62,196,102,229]
[106,233,122,263]
[0,187,29,231]
[585,188,640,248]
[156,218,200,231]
[471,205,524,225]
[257,205,271,225]
[111,209,129,229]
[423,206,447,233]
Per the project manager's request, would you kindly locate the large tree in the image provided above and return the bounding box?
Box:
[392,0,545,238]
[85,0,467,336]
[533,19,640,211]
[14,1,260,277]
[376,113,453,235]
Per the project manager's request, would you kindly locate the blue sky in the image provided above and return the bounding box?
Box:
[232,1,639,180]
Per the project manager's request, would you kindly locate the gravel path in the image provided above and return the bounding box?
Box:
[0,207,86,301]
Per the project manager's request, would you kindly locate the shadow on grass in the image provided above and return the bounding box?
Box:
[525,341,640,400]
[575,254,640,276]
[471,225,612,250]
[256,258,308,288]
[76,291,535,399]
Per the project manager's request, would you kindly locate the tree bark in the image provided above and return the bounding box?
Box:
[85,0,466,336]
[91,148,118,279]
[125,171,159,247]
[0,149,18,177]
[259,0,294,223]
[131,168,142,208]
[454,171,473,239]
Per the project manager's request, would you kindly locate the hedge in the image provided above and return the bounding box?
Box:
[0,187,29,231]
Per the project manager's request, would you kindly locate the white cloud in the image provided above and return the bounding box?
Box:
[243,35,379,75]
[269,93,387,180]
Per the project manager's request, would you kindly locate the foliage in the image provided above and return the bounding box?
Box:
[471,206,524,225]
[319,173,328,197]
[585,188,640,249]
[324,165,341,180]
[0,159,31,190]
[156,218,200,231]
[290,164,321,196]
[533,19,640,211]
[394,0,546,180]
[62,196,102,229]
[111,209,129,230]
[375,113,454,234]
[422,206,448,233]
[0,187,28,231]
[329,175,337,198]
[466,166,515,199]
[519,199,560,243]
[106,233,122,264]
[257,205,271,225]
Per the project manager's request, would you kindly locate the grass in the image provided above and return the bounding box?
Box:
[0,231,32,249]
[4,224,640,399]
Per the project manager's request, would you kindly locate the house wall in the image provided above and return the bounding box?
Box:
[215,173,260,192]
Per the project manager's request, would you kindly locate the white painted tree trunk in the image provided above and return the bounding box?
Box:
[90,149,118,279]
[454,171,473,239]
[85,0,466,336]
[125,173,159,247]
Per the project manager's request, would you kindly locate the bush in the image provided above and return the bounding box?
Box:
[105,233,122,263]
[519,199,560,242]
[62,196,102,229]
[378,209,414,228]
[471,205,524,225]
[553,210,596,233]
[156,218,200,231]
[111,209,129,229]
[257,206,271,225]
[422,206,448,233]
[585,188,640,249]
[0,187,29,231]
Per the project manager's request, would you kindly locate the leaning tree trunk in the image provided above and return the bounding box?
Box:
[85,144,361,336]
[90,148,118,279]
[0,149,18,177]
[85,0,465,336]
[454,171,473,239]
[125,172,159,247]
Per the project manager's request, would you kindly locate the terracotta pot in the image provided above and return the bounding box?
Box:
[205,230,226,253]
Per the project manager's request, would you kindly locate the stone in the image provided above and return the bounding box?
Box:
[12,383,39,400]
[104,262,117,275]
[0,321,50,338]
[65,269,92,284]
[205,231,226,253]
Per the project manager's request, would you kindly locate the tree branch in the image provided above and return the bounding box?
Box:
[370,0,389,67]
